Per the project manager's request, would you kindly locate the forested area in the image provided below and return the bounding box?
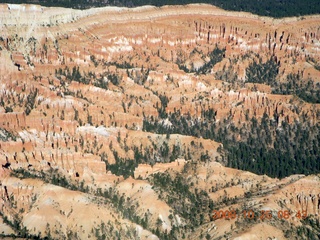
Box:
[245,57,320,103]
[143,109,320,179]
[149,172,214,228]
[2,0,320,18]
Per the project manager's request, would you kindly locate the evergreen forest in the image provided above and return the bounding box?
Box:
[1,0,320,18]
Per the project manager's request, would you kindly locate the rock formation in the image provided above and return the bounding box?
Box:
[0,3,319,239]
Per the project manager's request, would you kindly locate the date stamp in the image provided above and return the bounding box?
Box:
[212,209,308,220]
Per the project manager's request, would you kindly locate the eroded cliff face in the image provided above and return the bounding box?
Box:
[0,4,319,240]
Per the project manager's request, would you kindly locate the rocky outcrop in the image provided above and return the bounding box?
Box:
[0,112,26,130]
[134,159,186,179]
